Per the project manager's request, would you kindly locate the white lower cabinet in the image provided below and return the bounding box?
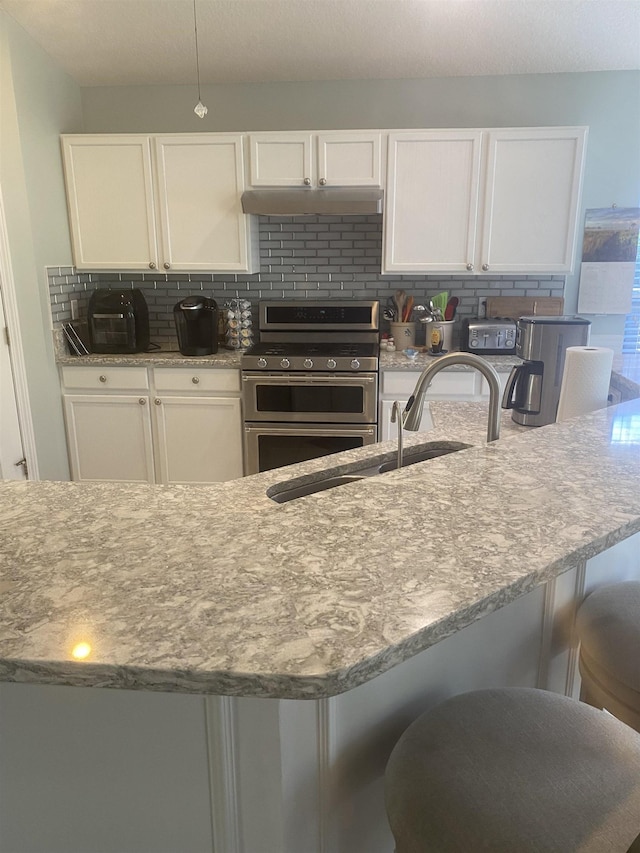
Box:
[152,367,243,484]
[64,393,156,483]
[61,366,243,484]
[153,396,242,484]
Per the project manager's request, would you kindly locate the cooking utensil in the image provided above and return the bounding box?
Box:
[444,296,459,321]
[431,291,449,319]
[403,295,414,322]
[394,290,407,322]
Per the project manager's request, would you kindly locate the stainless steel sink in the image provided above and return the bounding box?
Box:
[269,475,366,503]
[268,441,470,503]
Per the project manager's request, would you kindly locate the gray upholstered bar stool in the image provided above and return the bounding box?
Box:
[576,581,640,732]
[385,687,640,853]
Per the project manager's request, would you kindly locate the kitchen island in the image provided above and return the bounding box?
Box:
[1,395,639,853]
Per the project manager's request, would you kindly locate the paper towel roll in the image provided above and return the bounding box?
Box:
[556,346,614,422]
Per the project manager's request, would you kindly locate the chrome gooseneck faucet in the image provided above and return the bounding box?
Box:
[402,352,502,443]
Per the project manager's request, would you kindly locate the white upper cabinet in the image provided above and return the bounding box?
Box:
[383,127,587,275]
[383,131,483,273]
[249,131,382,187]
[154,134,255,272]
[316,133,382,186]
[61,134,258,273]
[249,133,313,187]
[61,136,158,271]
[480,128,587,274]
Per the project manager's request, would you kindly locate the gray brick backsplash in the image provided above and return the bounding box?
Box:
[49,214,566,346]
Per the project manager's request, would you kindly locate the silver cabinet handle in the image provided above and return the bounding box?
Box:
[303,177,311,186]
[149,262,156,269]
[154,398,161,405]
[163,262,170,270]
[466,263,474,271]
[191,376,200,384]
[99,375,107,383]
[482,264,489,271]
[319,178,327,186]
[138,398,146,405]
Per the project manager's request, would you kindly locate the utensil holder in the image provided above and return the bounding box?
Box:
[431,320,454,352]
[390,322,416,349]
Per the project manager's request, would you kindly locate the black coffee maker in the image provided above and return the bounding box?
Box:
[173,296,219,356]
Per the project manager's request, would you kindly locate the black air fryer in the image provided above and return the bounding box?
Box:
[88,288,150,354]
[174,296,218,356]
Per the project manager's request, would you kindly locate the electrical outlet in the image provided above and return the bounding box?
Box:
[70,299,79,321]
[477,297,487,319]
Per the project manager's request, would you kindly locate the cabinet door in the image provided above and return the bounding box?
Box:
[152,396,243,484]
[249,133,313,186]
[61,135,158,271]
[63,394,155,483]
[154,135,256,272]
[316,132,382,186]
[383,131,483,273]
[480,128,587,274]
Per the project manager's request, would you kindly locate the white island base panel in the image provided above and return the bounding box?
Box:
[1,532,638,853]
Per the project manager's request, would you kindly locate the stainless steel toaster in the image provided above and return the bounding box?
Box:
[461,318,517,355]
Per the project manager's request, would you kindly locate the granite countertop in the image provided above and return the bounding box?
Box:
[56,346,244,369]
[54,327,519,374]
[1,391,639,700]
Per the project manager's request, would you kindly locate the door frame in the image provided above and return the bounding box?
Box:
[0,188,38,480]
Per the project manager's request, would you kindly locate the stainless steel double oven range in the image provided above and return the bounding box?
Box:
[241,301,380,474]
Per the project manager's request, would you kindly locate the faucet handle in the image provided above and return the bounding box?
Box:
[390,401,405,470]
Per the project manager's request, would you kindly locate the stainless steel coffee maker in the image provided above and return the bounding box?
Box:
[502,315,591,426]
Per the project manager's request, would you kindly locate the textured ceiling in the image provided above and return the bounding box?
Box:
[1,0,639,87]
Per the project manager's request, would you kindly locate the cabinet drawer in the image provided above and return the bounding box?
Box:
[61,366,149,391]
[382,370,478,398]
[153,367,240,394]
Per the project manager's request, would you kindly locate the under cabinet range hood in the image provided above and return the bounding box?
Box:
[241,188,383,216]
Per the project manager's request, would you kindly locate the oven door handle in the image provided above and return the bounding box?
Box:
[242,374,377,385]
[243,424,376,436]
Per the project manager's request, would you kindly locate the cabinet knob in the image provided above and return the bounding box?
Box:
[482,264,489,271]
[319,178,327,186]
[154,398,162,406]
[303,177,311,186]
[99,375,107,383]
[191,376,200,384]
[138,398,146,405]
[466,263,474,271]
[163,262,170,270]
[149,262,156,269]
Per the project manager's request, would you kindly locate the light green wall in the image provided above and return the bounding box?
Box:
[82,71,640,334]
[0,11,83,480]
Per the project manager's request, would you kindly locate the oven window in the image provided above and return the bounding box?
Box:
[256,384,364,414]
[257,434,365,472]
